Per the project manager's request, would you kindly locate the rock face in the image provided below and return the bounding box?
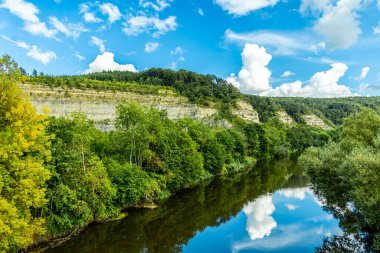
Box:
[277,111,293,125]
[231,100,260,123]
[303,114,332,130]
[20,84,218,130]
[277,111,294,125]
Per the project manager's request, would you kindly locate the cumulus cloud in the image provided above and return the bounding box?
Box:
[226,44,272,93]
[262,63,352,97]
[123,15,177,37]
[90,36,106,53]
[243,195,277,240]
[99,3,121,23]
[198,8,205,16]
[359,66,370,80]
[140,0,173,12]
[79,3,103,23]
[281,71,295,78]
[49,16,87,39]
[27,45,57,64]
[301,0,363,50]
[228,43,353,97]
[84,52,137,74]
[0,0,57,39]
[225,29,325,56]
[214,0,279,16]
[144,42,160,53]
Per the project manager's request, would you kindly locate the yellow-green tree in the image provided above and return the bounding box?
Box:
[0,55,51,252]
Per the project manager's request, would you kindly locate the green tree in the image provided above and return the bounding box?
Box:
[0,55,51,252]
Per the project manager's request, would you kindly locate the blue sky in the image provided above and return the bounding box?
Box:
[1,0,380,97]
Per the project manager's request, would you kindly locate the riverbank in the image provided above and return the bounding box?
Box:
[37,160,340,253]
[25,159,257,253]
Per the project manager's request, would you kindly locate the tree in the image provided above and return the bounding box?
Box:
[0,55,51,252]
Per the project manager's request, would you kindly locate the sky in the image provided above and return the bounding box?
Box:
[1,0,380,97]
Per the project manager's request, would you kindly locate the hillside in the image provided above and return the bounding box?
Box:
[24,69,380,130]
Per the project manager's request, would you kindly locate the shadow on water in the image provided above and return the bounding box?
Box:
[44,160,308,253]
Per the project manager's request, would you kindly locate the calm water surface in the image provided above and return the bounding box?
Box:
[45,161,341,253]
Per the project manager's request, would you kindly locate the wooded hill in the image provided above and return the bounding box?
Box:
[27,68,380,127]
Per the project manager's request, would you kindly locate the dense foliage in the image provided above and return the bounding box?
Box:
[300,109,380,252]
[248,95,380,126]
[0,56,51,252]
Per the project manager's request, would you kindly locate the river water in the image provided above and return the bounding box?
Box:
[44,160,341,253]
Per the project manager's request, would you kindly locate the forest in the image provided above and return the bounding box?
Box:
[2,55,380,252]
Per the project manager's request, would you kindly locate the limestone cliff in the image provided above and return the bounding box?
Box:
[277,111,293,125]
[20,84,218,130]
[231,100,260,123]
[302,114,332,130]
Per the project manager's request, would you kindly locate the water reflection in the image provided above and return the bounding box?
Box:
[232,186,341,253]
[43,161,341,253]
[243,195,277,240]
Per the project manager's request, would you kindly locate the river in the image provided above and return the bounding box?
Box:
[43,160,341,253]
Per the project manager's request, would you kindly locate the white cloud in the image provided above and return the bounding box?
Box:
[0,0,57,39]
[2,35,56,64]
[123,15,177,37]
[171,46,184,54]
[229,44,353,97]
[178,56,185,62]
[140,0,173,11]
[198,8,205,16]
[90,36,106,53]
[243,195,277,240]
[279,188,311,200]
[49,16,87,39]
[79,3,103,23]
[2,35,30,49]
[262,63,352,97]
[214,0,279,16]
[285,204,297,211]
[226,44,272,93]
[359,66,370,80]
[27,45,57,64]
[84,52,137,74]
[74,51,85,61]
[281,71,295,78]
[301,0,363,50]
[144,42,160,53]
[225,29,325,56]
[99,3,121,24]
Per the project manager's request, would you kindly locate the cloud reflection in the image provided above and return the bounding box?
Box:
[243,195,277,240]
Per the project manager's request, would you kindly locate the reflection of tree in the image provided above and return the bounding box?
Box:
[316,233,366,253]
[45,160,305,253]
[311,185,377,253]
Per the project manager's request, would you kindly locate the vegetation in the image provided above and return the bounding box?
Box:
[300,109,380,252]
[0,56,51,252]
